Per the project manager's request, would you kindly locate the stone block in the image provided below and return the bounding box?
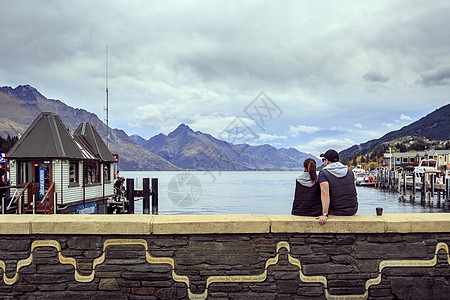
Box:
[67,236,102,250]
[36,283,67,291]
[30,215,153,235]
[278,280,298,294]
[154,287,187,299]
[152,215,271,234]
[331,255,351,265]
[298,255,330,264]
[296,284,323,296]
[116,278,141,288]
[367,234,402,243]
[131,287,156,295]
[99,278,120,291]
[383,213,450,233]
[141,280,173,288]
[0,215,35,234]
[352,241,429,259]
[269,215,385,233]
[209,283,242,292]
[227,292,277,300]
[249,284,278,293]
[22,274,75,284]
[13,284,37,292]
[68,282,98,291]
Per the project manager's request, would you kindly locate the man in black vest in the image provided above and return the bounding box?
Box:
[317,149,358,225]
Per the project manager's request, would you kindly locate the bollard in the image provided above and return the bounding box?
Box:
[151,178,158,215]
[143,178,150,214]
[127,178,134,214]
[412,172,416,195]
[1,196,5,214]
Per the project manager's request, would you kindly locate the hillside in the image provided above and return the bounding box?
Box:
[340,103,450,160]
[0,85,179,171]
[138,124,321,171]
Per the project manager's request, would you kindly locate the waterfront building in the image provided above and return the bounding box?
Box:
[6,112,117,214]
[383,149,450,171]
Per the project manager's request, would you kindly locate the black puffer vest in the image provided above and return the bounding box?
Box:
[292,180,321,216]
[322,169,358,215]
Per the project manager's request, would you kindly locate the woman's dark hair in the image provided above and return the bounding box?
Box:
[303,158,317,183]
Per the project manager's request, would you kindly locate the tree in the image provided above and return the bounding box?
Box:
[0,135,18,153]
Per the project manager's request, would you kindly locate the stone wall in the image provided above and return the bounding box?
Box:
[0,214,450,299]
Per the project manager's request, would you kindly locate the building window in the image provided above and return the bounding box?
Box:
[69,161,79,184]
[17,161,31,184]
[84,160,100,184]
[104,163,111,182]
[403,158,408,163]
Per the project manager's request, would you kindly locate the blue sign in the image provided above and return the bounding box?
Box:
[76,201,98,214]
[0,153,6,163]
[39,168,45,200]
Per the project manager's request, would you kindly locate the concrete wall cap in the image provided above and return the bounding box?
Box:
[0,214,449,235]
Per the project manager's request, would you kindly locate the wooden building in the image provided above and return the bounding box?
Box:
[6,112,117,214]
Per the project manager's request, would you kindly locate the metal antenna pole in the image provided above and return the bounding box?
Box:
[105,46,109,148]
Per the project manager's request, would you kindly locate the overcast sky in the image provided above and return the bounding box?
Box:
[1,0,449,156]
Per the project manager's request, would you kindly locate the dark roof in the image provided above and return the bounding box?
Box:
[7,112,85,159]
[74,123,115,162]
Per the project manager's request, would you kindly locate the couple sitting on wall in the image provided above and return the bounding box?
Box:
[292,149,358,225]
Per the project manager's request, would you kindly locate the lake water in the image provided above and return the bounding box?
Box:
[121,171,450,215]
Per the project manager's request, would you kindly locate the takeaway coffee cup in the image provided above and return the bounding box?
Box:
[376,207,383,216]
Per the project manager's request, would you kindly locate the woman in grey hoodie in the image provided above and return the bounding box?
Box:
[291,158,322,216]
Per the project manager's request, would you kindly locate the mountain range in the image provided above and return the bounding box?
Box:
[132,124,317,171]
[1,85,319,171]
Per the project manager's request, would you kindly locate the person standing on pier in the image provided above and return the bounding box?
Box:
[0,168,5,201]
[317,149,358,225]
[292,158,322,216]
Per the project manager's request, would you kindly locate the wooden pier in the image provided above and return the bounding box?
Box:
[107,177,159,214]
[374,169,450,208]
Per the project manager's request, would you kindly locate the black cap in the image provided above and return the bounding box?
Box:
[320,149,339,162]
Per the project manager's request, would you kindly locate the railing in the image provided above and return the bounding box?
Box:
[12,182,32,214]
[39,182,55,214]
[0,182,56,215]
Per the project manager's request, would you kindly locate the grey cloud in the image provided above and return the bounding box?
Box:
[417,64,450,86]
[363,71,390,83]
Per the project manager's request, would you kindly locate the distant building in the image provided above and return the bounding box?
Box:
[6,112,117,214]
[383,149,450,171]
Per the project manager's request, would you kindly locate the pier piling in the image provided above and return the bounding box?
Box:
[143,178,150,214]
[446,179,449,201]
[127,178,134,214]
[431,174,435,198]
[152,178,158,215]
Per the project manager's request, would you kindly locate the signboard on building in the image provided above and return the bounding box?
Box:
[76,201,98,214]
[0,153,6,163]
[39,168,45,200]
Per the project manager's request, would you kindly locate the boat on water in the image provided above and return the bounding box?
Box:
[353,165,365,175]
[353,165,375,186]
